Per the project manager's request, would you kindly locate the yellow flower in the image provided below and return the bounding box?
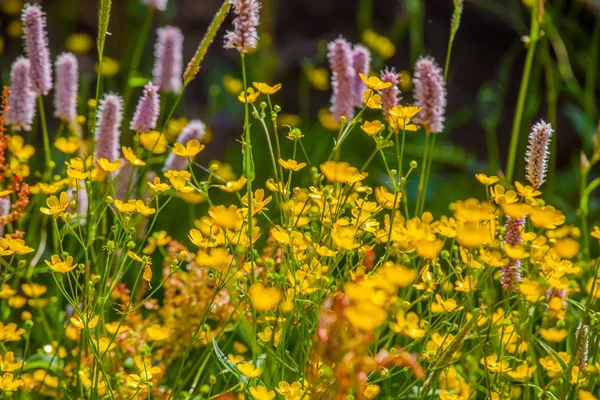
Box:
[432,294,464,313]
[592,226,600,240]
[126,371,154,389]
[122,146,146,166]
[237,87,260,103]
[8,136,35,159]
[146,324,169,341]
[364,384,380,399]
[306,66,329,91]
[539,352,569,377]
[40,192,70,217]
[39,183,60,194]
[539,328,568,342]
[249,385,275,400]
[475,173,499,185]
[22,284,47,299]
[359,73,393,91]
[519,278,545,302]
[388,105,420,131]
[502,202,532,219]
[55,136,81,154]
[530,206,565,229]
[481,354,511,373]
[147,176,171,192]
[253,82,282,95]
[127,251,153,284]
[97,56,120,77]
[578,390,598,400]
[219,176,247,192]
[415,239,444,259]
[188,229,216,248]
[278,158,306,171]
[360,120,384,136]
[242,189,272,215]
[514,181,541,198]
[249,283,281,311]
[45,254,76,273]
[70,314,99,329]
[92,337,116,354]
[140,131,168,154]
[238,362,262,377]
[363,89,382,109]
[0,373,23,391]
[320,161,367,183]
[0,352,24,373]
[345,303,387,331]
[0,322,25,342]
[65,33,93,54]
[490,184,518,205]
[96,158,123,172]
[362,29,395,59]
[507,364,536,380]
[318,108,341,131]
[172,139,205,157]
[390,310,425,339]
[222,74,243,95]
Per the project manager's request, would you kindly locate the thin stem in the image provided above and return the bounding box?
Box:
[505,0,539,183]
[37,97,52,181]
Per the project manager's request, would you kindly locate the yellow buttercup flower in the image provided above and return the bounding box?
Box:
[92,337,116,354]
[45,254,76,273]
[237,87,260,103]
[172,139,205,157]
[219,176,247,192]
[249,283,281,311]
[147,176,171,192]
[363,89,382,109]
[306,66,329,91]
[361,120,384,136]
[388,105,420,131]
[0,373,23,391]
[278,158,306,171]
[122,146,146,166]
[475,173,499,185]
[146,324,169,341]
[253,82,282,95]
[96,158,123,172]
[55,136,82,154]
[70,314,99,329]
[539,327,568,342]
[238,362,263,378]
[359,73,393,91]
[8,136,35,159]
[0,322,25,342]
[40,192,70,217]
[432,294,464,313]
[65,33,93,54]
[140,131,169,154]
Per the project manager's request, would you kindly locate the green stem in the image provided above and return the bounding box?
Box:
[419,132,436,215]
[505,0,539,183]
[37,97,52,181]
[415,132,430,216]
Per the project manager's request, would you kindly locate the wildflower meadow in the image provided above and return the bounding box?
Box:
[1,0,600,398]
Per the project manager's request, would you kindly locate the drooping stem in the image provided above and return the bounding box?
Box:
[505,0,539,183]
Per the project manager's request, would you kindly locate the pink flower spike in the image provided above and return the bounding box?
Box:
[130,82,160,133]
[327,37,355,122]
[153,26,184,93]
[380,67,401,118]
[22,3,53,96]
[5,57,37,131]
[413,56,446,134]
[94,94,123,162]
[224,0,261,54]
[352,45,371,107]
[525,120,553,189]
[54,53,79,122]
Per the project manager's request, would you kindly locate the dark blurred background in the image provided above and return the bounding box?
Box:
[1,0,599,215]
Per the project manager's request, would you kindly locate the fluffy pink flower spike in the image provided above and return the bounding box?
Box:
[22,3,53,95]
